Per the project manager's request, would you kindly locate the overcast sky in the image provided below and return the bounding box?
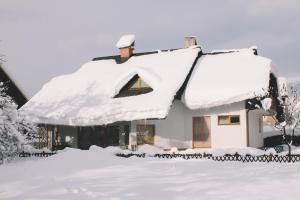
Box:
[0,0,300,97]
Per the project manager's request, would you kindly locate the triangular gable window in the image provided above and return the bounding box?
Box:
[115,74,153,98]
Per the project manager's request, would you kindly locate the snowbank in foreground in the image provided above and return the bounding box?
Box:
[1,146,300,200]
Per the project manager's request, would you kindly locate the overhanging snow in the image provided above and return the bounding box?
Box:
[21,48,200,126]
[183,49,275,109]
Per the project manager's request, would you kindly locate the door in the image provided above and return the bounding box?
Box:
[193,116,211,148]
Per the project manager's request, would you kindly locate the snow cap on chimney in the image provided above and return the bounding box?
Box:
[116,34,135,49]
[116,34,135,62]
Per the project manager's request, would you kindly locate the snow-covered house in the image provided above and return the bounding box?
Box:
[0,64,28,108]
[21,35,280,150]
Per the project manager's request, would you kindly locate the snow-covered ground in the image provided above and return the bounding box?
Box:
[1,146,300,200]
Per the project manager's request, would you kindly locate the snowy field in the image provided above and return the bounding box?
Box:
[1,147,300,200]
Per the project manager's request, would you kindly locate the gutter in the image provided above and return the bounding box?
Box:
[246,109,251,147]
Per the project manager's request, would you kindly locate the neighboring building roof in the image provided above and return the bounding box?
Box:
[0,64,28,108]
[183,48,276,109]
[21,47,200,126]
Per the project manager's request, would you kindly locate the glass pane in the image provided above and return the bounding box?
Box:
[115,75,153,98]
[129,79,139,89]
[140,79,150,88]
[136,125,155,145]
[194,118,202,141]
[193,117,211,146]
[218,116,230,125]
[230,116,240,124]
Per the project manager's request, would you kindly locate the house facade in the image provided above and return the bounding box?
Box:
[132,100,266,149]
[21,35,280,150]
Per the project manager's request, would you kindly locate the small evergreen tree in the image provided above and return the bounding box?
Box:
[0,82,38,162]
[0,82,23,161]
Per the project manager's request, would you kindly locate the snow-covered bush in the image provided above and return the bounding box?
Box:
[0,83,38,162]
[17,113,39,146]
[276,85,300,142]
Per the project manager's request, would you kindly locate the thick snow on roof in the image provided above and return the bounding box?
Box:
[0,64,29,99]
[211,47,257,54]
[183,49,275,109]
[116,34,135,48]
[21,48,200,126]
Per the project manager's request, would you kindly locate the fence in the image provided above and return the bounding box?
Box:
[19,151,56,158]
[116,152,300,163]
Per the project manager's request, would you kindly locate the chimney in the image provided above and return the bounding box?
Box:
[116,34,135,62]
[184,36,197,48]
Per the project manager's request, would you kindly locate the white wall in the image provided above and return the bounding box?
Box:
[131,101,189,148]
[131,100,261,149]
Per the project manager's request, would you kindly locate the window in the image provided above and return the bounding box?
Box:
[115,75,153,98]
[136,124,155,145]
[218,115,240,125]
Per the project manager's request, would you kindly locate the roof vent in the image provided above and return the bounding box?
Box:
[250,46,258,55]
[184,36,197,48]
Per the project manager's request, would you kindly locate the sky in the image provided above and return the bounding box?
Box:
[0,0,300,97]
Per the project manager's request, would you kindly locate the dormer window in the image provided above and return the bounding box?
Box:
[115,75,153,98]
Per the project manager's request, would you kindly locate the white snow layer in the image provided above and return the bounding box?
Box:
[278,76,288,96]
[21,48,200,126]
[116,34,135,48]
[2,147,300,200]
[183,50,275,109]
[261,97,273,111]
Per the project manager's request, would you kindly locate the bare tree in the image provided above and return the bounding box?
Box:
[259,82,300,158]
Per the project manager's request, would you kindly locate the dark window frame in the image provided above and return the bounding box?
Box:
[114,74,153,98]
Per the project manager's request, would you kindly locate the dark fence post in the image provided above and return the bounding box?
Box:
[269,154,273,162]
[18,151,56,158]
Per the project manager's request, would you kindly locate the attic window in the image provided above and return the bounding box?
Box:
[115,75,153,98]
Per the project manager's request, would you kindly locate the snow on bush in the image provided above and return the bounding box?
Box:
[0,83,38,162]
[261,97,272,111]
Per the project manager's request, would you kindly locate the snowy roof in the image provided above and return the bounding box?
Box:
[116,34,135,49]
[21,47,200,126]
[183,49,276,109]
[0,64,29,99]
